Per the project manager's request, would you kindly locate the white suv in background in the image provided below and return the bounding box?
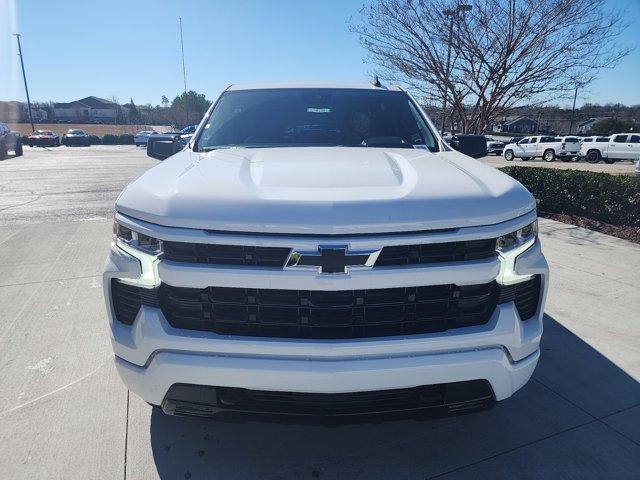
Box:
[104,83,548,418]
[503,135,580,162]
[580,133,640,164]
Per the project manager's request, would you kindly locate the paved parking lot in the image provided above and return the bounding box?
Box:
[1,146,639,479]
[481,153,637,174]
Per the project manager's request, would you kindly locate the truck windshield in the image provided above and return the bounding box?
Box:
[196,88,438,152]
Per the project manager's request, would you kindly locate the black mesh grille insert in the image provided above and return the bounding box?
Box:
[161,238,497,267]
[162,242,291,267]
[514,275,541,320]
[158,282,499,339]
[161,380,495,416]
[376,239,497,266]
[110,279,158,325]
[496,275,541,321]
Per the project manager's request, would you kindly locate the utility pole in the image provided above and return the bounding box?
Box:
[13,34,35,132]
[440,4,472,136]
[179,17,189,126]
[568,84,578,134]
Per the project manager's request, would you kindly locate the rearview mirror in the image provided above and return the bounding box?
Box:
[147,135,181,160]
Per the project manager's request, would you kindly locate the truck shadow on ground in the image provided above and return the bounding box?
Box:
[148,314,640,479]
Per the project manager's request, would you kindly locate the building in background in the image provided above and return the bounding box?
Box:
[53,96,128,123]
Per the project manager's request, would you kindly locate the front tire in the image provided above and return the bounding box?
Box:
[504,150,514,161]
[585,150,601,164]
[543,149,555,162]
[15,143,23,156]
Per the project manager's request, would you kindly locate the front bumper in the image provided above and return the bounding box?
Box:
[104,213,548,415]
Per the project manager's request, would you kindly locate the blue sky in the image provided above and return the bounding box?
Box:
[1,0,638,107]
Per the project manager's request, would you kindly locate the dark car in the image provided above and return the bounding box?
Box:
[62,129,90,146]
[28,130,60,147]
[0,123,23,159]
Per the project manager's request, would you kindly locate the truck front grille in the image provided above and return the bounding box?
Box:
[161,238,497,267]
[376,239,496,265]
[162,242,291,267]
[157,282,499,339]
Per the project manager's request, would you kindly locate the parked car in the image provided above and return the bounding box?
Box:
[105,83,548,418]
[503,135,580,162]
[27,130,60,147]
[134,130,158,147]
[0,122,23,159]
[579,133,640,164]
[62,129,90,146]
[486,138,505,155]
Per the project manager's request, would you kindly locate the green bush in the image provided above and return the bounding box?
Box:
[102,134,119,145]
[500,166,640,227]
[118,134,134,145]
[88,135,101,145]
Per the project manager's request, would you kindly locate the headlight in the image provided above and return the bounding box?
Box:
[496,220,537,252]
[113,221,162,255]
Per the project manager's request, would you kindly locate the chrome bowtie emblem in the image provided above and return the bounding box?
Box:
[286,245,381,274]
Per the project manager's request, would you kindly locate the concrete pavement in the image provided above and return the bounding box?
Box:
[0,146,639,479]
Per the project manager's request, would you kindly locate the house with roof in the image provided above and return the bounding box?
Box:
[53,96,128,123]
[492,116,539,134]
[577,117,605,134]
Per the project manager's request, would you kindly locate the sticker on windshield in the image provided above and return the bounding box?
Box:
[307,108,331,113]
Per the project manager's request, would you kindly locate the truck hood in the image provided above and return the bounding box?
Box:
[116,147,535,234]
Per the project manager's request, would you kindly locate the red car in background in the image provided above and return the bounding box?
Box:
[28,130,60,147]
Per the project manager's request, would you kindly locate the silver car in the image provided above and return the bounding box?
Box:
[134,130,157,147]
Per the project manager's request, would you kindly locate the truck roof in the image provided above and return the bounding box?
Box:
[226,82,402,92]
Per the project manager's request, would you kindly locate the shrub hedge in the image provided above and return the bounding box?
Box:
[500,166,640,227]
[20,133,135,145]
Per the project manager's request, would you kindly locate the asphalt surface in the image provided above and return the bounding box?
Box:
[482,153,637,174]
[1,146,639,479]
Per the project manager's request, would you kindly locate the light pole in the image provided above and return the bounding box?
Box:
[440,4,472,136]
[568,84,579,134]
[13,33,35,133]
[179,17,189,126]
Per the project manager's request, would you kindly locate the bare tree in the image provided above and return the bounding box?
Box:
[349,0,631,133]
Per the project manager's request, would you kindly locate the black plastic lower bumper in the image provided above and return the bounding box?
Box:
[160,380,495,418]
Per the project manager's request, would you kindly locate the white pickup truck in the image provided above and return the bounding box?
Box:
[580,133,640,164]
[104,83,548,418]
[503,135,580,162]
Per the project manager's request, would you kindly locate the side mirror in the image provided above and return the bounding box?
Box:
[147,135,180,160]
[449,135,488,159]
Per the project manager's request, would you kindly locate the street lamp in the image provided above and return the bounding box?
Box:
[440,4,472,136]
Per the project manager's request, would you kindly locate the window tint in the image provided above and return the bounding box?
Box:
[197,88,438,151]
[518,138,529,144]
[540,136,555,143]
[564,137,579,143]
[596,137,609,142]
[629,135,640,143]
[613,135,628,143]
[582,138,593,143]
